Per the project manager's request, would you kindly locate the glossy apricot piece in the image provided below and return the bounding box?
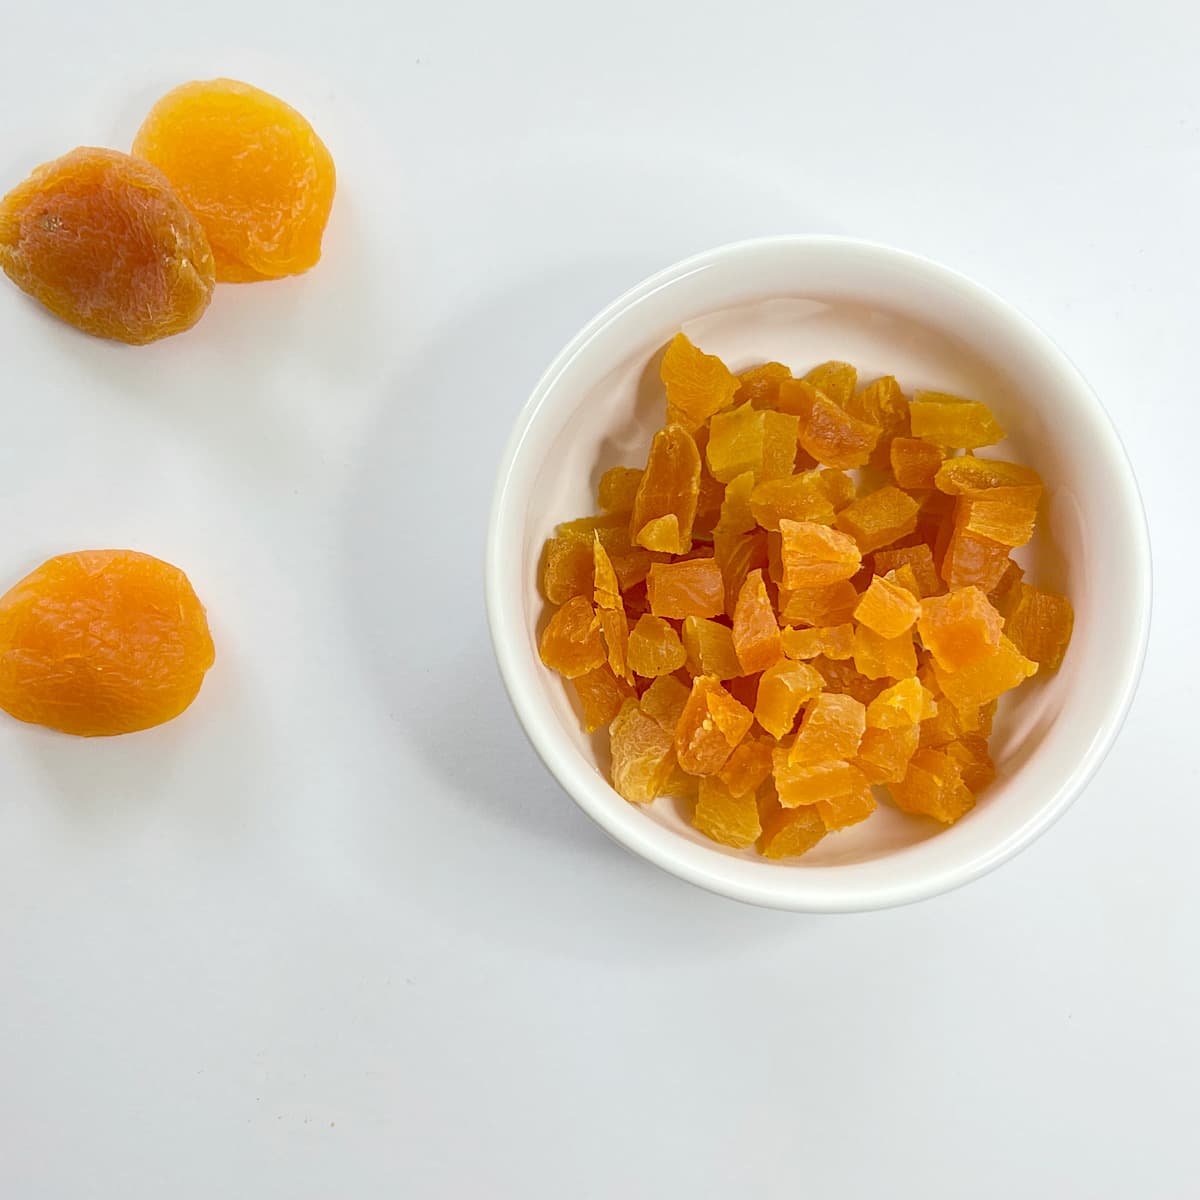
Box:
[598,466,643,514]
[800,393,881,469]
[737,361,792,409]
[692,775,762,848]
[909,391,1004,449]
[988,558,1026,609]
[889,436,945,489]
[0,550,214,736]
[789,692,865,764]
[540,536,593,605]
[883,564,923,600]
[716,471,756,536]
[682,616,741,679]
[866,677,937,729]
[940,509,1012,592]
[661,332,739,429]
[630,424,701,553]
[955,495,1038,548]
[854,576,921,638]
[780,623,855,661]
[856,723,920,784]
[848,375,909,468]
[732,569,782,673]
[572,665,636,732]
[749,471,836,530]
[675,676,754,775]
[852,625,917,681]
[803,361,858,407]
[934,455,1042,501]
[918,586,1004,671]
[640,674,690,733]
[890,747,975,824]
[1000,582,1074,670]
[539,596,606,678]
[713,529,768,617]
[871,544,940,597]
[759,801,827,859]
[834,486,920,555]
[754,660,824,740]
[943,735,996,794]
[647,557,724,619]
[133,79,335,281]
[599,608,630,682]
[627,614,687,678]
[816,785,877,832]
[592,537,622,611]
[609,699,676,803]
[931,635,1037,710]
[0,148,214,344]
[707,402,798,483]
[718,737,774,798]
[777,580,859,627]
[778,520,862,589]
[811,655,888,706]
[774,755,867,808]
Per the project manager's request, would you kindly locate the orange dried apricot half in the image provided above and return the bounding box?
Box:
[133,78,336,282]
[0,550,214,736]
[0,147,214,344]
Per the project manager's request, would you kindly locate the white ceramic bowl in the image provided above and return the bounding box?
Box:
[486,236,1151,912]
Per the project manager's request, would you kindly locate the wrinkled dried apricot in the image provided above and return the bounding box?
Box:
[835,486,920,554]
[890,747,975,824]
[737,361,792,409]
[778,520,862,589]
[692,775,762,848]
[0,550,214,736]
[780,623,855,661]
[610,699,676,803]
[759,801,827,859]
[1000,582,1074,670]
[707,402,798,483]
[732,569,782,673]
[918,586,1004,671]
[909,392,1005,450]
[816,784,877,831]
[630,424,701,553]
[627,614,686,678]
[754,660,823,740]
[789,692,865,764]
[800,393,880,469]
[854,576,921,638]
[0,148,214,344]
[675,676,754,775]
[774,755,867,808]
[133,79,335,281]
[661,332,739,429]
[647,557,724,619]
[539,595,605,678]
[718,737,774,798]
[573,665,636,731]
[852,625,917,681]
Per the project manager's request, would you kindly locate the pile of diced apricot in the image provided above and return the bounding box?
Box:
[538,334,1074,859]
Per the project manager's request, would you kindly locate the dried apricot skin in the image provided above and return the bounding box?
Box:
[0,550,215,736]
[133,79,336,281]
[0,148,215,344]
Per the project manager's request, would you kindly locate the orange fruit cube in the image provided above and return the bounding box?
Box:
[661,332,739,430]
[934,455,1042,503]
[816,784,878,831]
[800,393,881,469]
[675,676,755,775]
[889,436,945,489]
[572,665,637,732]
[718,737,775,797]
[931,635,1038,710]
[854,575,921,638]
[681,616,741,679]
[943,735,996,794]
[715,470,756,536]
[855,722,920,784]
[754,659,824,739]
[804,360,858,407]
[609,698,676,803]
[539,595,606,678]
[692,775,762,848]
[871,543,941,598]
[1000,582,1074,670]
[889,747,975,824]
[909,391,1005,449]
[866,676,937,728]
[811,655,888,705]
[627,614,687,678]
[774,754,868,808]
[736,361,793,409]
[940,508,1012,592]
[647,558,725,619]
[834,486,920,554]
[732,569,782,673]
[748,471,836,530]
[778,520,862,589]
[776,580,860,627]
[789,692,866,764]
[629,424,701,553]
[780,622,855,661]
[847,375,909,468]
[640,675,691,733]
[852,625,917,681]
[918,586,1004,671]
[713,528,768,617]
[707,402,799,483]
[759,801,827,859]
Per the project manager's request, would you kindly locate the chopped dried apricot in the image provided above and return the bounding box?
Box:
[675,676,754,775]
[800,393,880,469]
[811,655,888,705]
[598,466,644,514]
[777,580,860,627]
[707,402,798,483]
[640,674,690,733]
[715,471,756,536]
[630,424,701,553]
[539,595,605,678]
[856,723,920,784]
[774,755,867,808]
[866,677,937,728]
[816,785,877,831]
[804,361,858,407]
[682,616,741,679]
[852,625,917,681]
[789,692,866,764]
[627,614,686,678]
[134,79,335,281]
[0,148,214,343]
[732,569,782,673]
[781,623,855,661]
[573,665,636,731]
[872,544,941,598]
[737,361,792,409]
[834,486,920,554]
[748,472,836,530]
[931,635,1037,710]
[883,564,923,599]
[909,391,1005,449]
[661,332,739,429]
[754,660,824,740]
[890,747,975,824]
[943,735,996,794]
[918,586,1004,671]
[713,529,768,617]
[889,437,945,489]
[718,737,775,797]
[848,376,909,468]
[759,801,827,859]
[934,455,1042,502]
[940,508,1012,592]
[610,699,676,802]
[1000,582,1074,670]
[854,576,921,638]
[692,775,762,848]
[778,520,862,588]
[647,557,725,619]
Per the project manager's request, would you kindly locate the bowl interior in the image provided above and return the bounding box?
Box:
[493,240,1148,908]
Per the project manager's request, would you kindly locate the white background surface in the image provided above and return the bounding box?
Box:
[0,2,1191,1197]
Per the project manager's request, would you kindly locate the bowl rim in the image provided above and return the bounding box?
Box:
[485,234,1152,912]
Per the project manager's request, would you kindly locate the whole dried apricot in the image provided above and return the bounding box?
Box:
[133,79,336,282]
[0,148,214,344]
[0,550,214,736]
